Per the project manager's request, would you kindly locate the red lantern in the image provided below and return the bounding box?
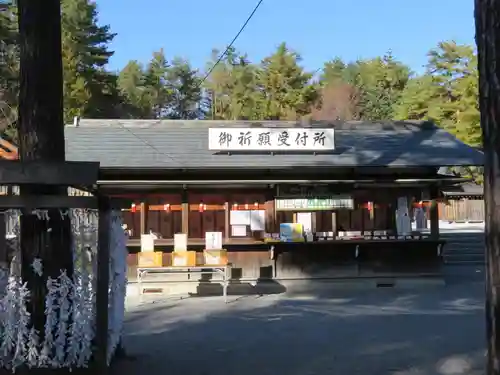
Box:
[199,203,205,213]
[131,203,136,213]
[164,203,170,212]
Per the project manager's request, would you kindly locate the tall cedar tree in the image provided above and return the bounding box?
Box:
[17,0,74,368]
[61,0,117,122]
[165,57,202,119]
[475,0,500,374]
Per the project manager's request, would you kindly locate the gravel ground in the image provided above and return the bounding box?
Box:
[114,267,486,375]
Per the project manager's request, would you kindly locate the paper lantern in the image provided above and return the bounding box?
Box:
[131,203,136,213]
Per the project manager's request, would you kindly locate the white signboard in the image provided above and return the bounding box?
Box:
[140,234,155,252]
[205,231,223,250]
[208,128,335,151]
[174,233,187,252]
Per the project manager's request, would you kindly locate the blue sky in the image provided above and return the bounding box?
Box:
[96,0,475,76]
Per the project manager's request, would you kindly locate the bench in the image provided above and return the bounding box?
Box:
[136,264,232,303]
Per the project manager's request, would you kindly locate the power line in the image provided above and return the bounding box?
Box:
[199,0,264,87]
[115,1,265,157]
[119,125,184,166]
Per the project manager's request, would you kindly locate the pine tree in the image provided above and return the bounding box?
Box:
[165,57,202,119]
[117,60,152,118]
[321,53,410,121]
[143,49,170,118]
[258,42,319,120]
[61,0,117,122]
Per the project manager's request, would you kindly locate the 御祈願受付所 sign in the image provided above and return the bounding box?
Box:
[208,128,335,151]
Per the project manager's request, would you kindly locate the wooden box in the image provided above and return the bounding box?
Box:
[171,251,196,267]
[138,252,163,267]
[203,249,228,266]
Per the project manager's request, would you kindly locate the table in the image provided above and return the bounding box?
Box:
[136,265,232,303]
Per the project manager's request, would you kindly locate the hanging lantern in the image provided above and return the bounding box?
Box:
[254,202,259,208]
[163,203,170,212]
[245,203,249,209]
[199,203,205,213]
[131,203,136,213]
[233,203,238,210]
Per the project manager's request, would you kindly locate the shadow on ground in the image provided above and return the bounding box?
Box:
[114,278,486,375]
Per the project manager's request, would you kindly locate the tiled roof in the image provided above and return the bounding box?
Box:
[64,119,484,169]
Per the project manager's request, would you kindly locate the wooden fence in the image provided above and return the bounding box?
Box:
[438,199,484,222]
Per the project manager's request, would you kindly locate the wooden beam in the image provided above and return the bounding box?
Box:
[0,195,97,209]
[0,160,100,186]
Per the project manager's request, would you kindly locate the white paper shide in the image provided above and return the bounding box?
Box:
[0,208,128,371]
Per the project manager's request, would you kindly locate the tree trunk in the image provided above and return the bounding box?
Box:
[17,0,73,360]
[475,1,500,374]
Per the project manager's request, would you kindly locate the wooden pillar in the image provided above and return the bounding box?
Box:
[139,201,148,234]
[224,201,229,241]
[331,212,337,235]
[265,187,276,233]
[181,190,189,235]
[429,187,439,239]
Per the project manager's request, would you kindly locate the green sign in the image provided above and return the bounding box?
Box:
[275,197,353,211]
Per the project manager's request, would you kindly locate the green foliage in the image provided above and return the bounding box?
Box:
[165,57,202,119]
[0,6,18,139]
[258,42,319,120]
[393,41,481,182]
[0,3,482,183]
[321,52,410,121]
[61,0,117,121]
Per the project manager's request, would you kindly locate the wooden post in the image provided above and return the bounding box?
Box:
[475,1,500,373]
[331,212,337,236]
[181,190,189,234]
[429,187,439,240]
[139,201,148,234]
[224,201,229,241]
[95,196,110,374]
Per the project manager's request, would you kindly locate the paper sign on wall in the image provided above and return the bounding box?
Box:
[140,234,155,252]
[231,225,247,237]
[230,210,251,225]
[250,210,266,231]
[174,233,187,251]
[296,212,312,233]
[205,231,223,250]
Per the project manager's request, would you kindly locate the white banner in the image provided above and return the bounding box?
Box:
[208,127,335,151]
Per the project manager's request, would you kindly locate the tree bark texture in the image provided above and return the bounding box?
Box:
[17,0,73,347]
[475,1,500,374]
